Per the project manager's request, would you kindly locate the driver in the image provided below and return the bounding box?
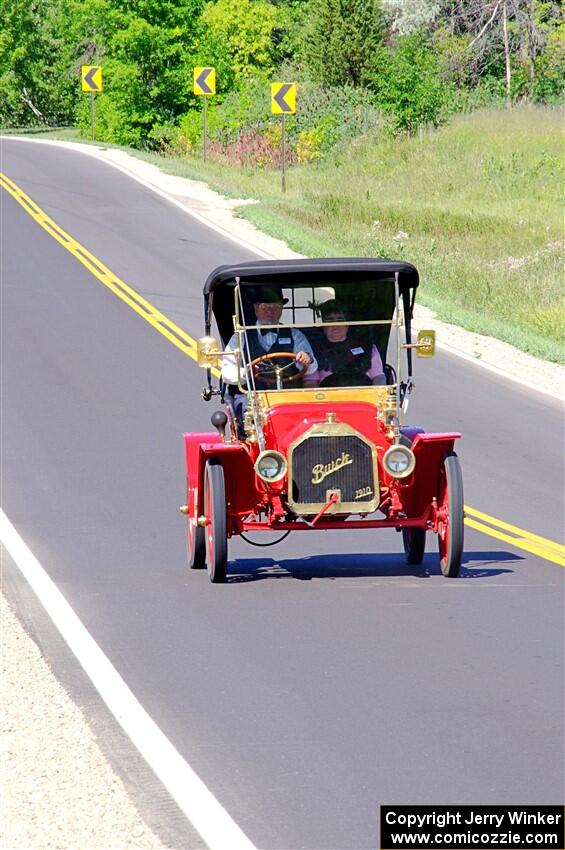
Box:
[221,286,318,391]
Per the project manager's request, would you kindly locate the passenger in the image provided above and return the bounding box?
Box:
[304,300,385,388]
[221,286,318,421]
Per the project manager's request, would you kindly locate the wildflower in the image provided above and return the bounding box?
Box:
[506,256,528,271]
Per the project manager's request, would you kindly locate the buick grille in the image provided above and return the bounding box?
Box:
[288,426,378,514]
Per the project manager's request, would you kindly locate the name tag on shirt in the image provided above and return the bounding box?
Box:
[278,337,292,345]
[350,346,365,355]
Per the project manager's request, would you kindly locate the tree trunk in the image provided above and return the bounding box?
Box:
[502,0,512,106]
[21,88,51,125]
[524,0,536,86]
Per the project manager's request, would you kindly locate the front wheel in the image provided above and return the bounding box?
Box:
[402,527,426,564]
[437,452,464,577]
[204,460,228,583]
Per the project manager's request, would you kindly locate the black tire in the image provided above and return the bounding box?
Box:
[398,432,426,565]
[402,527,426,564]
[186,500,206,570]
[204,460,228,583]
[437,452,464,577]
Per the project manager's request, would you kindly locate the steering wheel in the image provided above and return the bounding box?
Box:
[249,352,303,385]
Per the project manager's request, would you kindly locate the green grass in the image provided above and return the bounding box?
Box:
[6,106,564,362]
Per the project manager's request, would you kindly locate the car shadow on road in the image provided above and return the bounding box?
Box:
[227,550,521,582]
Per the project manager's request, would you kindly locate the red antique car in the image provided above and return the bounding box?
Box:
[181,258,464,582]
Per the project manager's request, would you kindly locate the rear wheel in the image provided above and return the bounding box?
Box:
[402,527,426,564]
[437,452,464,577]
[204,460,228,583]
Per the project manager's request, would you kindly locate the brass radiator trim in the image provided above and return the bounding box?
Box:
[287,419,379,515]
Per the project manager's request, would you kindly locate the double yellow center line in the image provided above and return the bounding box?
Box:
[464,507,564,567]
[2,171,564,568]
[0,171,198,363]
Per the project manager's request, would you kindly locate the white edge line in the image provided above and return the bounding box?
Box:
[3,136,563,402]
[0,508,257,850]
[420,335,564,402]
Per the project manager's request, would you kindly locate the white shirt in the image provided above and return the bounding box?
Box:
[221,321,318,385]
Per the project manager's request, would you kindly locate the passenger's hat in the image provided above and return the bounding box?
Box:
[250,285,288,305]
[319,299,350,320]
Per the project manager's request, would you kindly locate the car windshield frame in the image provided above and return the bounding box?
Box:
[203,259,420,393]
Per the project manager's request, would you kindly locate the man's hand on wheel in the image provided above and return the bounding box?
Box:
[295,351,312,368]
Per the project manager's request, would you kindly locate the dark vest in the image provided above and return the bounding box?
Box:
[247,328,301,384]
[316,337,371,378]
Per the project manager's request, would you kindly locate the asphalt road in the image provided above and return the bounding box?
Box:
[1,139,564,850]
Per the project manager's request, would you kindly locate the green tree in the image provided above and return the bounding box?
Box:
[0,0,204,137]
[301,0,384,86]
[528,1,565,101]
[194,0,279,92]
[0,0,76,126]
[368,32,455,133]
[269,0,311,65]
[69,0,203,144]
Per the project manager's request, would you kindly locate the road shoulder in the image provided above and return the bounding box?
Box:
[1,590,165,849]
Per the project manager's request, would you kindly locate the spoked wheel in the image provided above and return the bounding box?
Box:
[186,495,206,570]
[402,527,426,565]
[249,352,302,388]
[204,459,228,583]
[437,452,464,577]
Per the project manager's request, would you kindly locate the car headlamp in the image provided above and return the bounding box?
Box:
[382,444,416,479]
[254,450,287,483]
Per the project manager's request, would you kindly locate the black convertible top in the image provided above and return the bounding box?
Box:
[203,258,419,295]
[204,258,419,346]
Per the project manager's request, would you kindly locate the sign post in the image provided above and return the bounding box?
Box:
[271,83,296,192]
[81,66,103,141]
[282,113,287,193]
[193,67,216,159]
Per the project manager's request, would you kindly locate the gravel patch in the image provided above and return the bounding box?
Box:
[0,592,165,850]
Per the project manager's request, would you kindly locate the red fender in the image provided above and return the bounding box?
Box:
[396,432,461,518]
[183,433,260,522]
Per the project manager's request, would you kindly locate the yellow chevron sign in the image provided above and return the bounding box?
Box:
[271,83,296,114]
[81,66,103,92]
[193,67,216,96]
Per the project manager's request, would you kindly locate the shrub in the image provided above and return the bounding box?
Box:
[532,23,565,103]
[296,126,324,162]
[147,122,181,153]
[368,33,456,133]
[455,76,507,113]
[175,77,383,165]
[293,83,382,150]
